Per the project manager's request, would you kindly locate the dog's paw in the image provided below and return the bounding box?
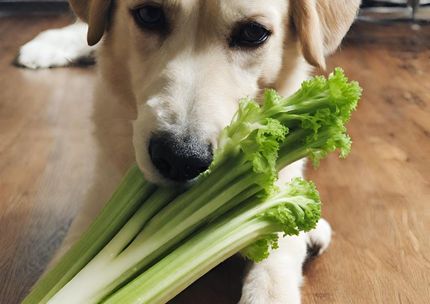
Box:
[16,22,94,69]
[306,218,332,257]
[238,285,300,304]
[238,293,300,304]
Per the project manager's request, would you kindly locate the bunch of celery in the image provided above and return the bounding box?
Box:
[104,178,321,304]
[23,68,361,304]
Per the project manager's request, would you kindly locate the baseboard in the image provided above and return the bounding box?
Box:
[0,1,71,16]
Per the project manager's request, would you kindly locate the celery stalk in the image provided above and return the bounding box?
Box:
[103,178,321,304]
[47,161,265,303]
[23,165,157,304]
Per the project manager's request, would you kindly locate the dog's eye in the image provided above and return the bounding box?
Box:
[133,5,166,31]
[230,22,271,48]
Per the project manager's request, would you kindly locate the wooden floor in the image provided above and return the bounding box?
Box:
[0,15,429,304]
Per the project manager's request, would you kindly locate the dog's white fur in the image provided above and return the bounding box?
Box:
[17,21,96,69]
[17,1,359,303]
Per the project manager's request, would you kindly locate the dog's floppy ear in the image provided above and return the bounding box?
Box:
[69,0,112,46]
[291,0,360,69]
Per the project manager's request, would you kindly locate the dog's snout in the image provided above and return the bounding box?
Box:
[148,133,213,182]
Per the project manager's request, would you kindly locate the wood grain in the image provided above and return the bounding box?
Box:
[0,16,429,304]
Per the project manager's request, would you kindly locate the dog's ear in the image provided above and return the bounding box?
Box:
[291,0,360,69]
[69,0,112,46]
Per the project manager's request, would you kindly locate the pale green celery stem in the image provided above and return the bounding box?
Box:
[287,91,331,104]
[46,190,177,304]
[103,193,303,304]
[47,189,180,304]
[276,129,336,170]
[282,97,334,115]
[94,188,180,260]
[131,156,249,242]
[23,165,156,304]
[263,94,330,118]
[92,167,258,303]
[204,185,263,224]
[106,220,272,304]
[130,165,255,249]
[50,160,256,304]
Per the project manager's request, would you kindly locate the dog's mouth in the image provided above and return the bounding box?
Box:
[148,132,213,183]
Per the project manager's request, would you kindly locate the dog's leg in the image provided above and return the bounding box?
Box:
[16,21,95,69]
[239,220,331,304]
[239,160,331,304]
[239,233,306,304]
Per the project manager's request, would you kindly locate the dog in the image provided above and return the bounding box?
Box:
[17,1,360,303]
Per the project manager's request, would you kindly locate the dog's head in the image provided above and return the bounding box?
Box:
[70,0,360,184]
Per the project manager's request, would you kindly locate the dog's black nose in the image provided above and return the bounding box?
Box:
[148,132,213,182]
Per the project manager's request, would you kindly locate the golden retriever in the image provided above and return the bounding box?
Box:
[17,1,360,303]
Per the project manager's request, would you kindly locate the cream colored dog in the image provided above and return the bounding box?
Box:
[18,1,360,303]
